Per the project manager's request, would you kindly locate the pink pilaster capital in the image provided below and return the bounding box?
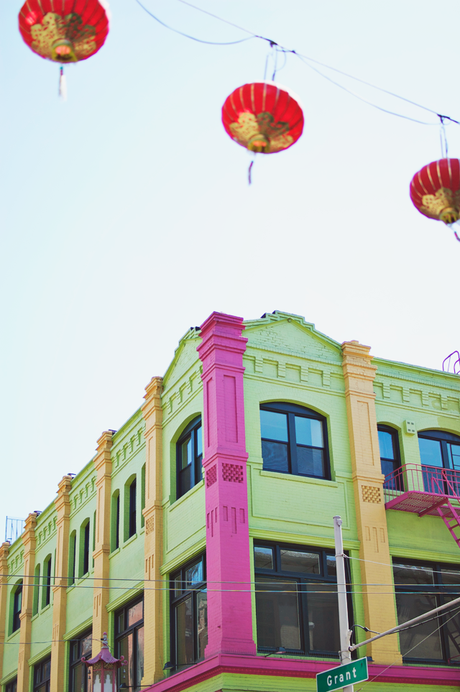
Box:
[197,313,247,371]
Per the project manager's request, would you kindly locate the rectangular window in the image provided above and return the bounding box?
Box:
[116,598,144,692]
[254,542,342,656]
[393,560,460,664]
[171,555,207,671]
[69,631,92,692]
[6,679,17,692]
[34,658,51,692]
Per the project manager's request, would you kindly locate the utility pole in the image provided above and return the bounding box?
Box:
[334,515,354,692]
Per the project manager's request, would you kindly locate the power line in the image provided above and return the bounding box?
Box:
[134,0,254,45]
[136,0,460,127]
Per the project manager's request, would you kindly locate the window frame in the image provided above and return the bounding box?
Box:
[11,581,22,634]
[176,417,203,500]
[418,430,460,495]
[260,402,330,480]
[81,520,90,577]
[42,555,52,608]
[170,555,207,671]
[69,629,92,692]
[128,478,137,538]
[33,657,51,692]
[377,425,402,488]
[254,541,346,657]
[393,558,460,665]
[5,678,17,692]
[115,597,144,692]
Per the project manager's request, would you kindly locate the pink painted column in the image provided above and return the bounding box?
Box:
[197,312,256,657]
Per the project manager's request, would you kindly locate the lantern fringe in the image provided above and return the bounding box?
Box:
[248,159,254,185]
[59,66,67,101]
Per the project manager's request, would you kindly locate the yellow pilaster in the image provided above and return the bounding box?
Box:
[141,377,164,685]
[92,430,114,655]
[50,475,73,692]
[341,340,402,665]
[0,542,10,682]
[17,513,38,692]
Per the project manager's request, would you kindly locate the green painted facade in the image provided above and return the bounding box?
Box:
[1,311,460,692]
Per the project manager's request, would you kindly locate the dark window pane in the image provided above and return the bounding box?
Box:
[295,417,323,448]
[393,563,435,587]
[254,547,274,570]
[262,440,289,473]
[136,626,144,688]
[179,466,191,496]
[128,601,143,627]
[296,446,325,477]
[305,583,340,653]
[440,568,460,586]
[197,590,208,659]
[448,443,460,471]
[419,438,444,467]
[255,578,301,650]
[181,436,192,469]
[196,426,202,457]
[260,410,288,442]
[174,575,183,596]
[378,430,395,460]
[118,633,134,689]
[280,550,320,574]
[395,591,442,659]
[326,556,336,578]
[117,611,125,634]
[185,561,203,587]
[176,598,194,668]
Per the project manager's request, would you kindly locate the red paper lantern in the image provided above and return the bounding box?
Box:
[222,82,304,154]
[19,0,110,63]
[410,158,460,225]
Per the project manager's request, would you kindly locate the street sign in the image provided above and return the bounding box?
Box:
[316,657,368,692]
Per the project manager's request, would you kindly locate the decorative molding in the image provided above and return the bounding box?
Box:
[362,485,382,504]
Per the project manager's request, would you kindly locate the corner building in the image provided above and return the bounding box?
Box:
[1,311,460,692]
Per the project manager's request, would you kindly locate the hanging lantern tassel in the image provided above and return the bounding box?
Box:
[248,158,255,185]
[59,66,67,101]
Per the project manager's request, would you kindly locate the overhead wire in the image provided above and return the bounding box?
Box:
[135,0,460,128]
[134,0,254,45]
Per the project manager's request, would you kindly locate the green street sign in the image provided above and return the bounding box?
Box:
[316,657,368,692]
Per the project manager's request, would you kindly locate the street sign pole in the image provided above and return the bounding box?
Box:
[333,515,353,692]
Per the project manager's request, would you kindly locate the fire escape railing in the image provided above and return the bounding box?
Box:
[384,464,460,503]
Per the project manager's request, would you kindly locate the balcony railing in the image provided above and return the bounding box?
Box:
[384,464,460,516]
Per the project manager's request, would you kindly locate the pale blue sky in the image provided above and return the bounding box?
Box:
[1,0,459,524]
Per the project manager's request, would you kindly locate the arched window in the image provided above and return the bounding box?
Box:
[418,430,460,494]
[128,478,137,539]
[260,403,329,479]
[42,555,52,607]
[12,581,22,633]
[33,565,40,615]
[377,425,402,489]
[69,531,76,585]
[141,464,146,529]
[111,491,120,551]
[80,520,90,577]
[177,417,203,499]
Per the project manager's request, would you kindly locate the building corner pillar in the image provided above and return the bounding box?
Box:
[50,475,73,692]
[17,513,38,692]
[341,340,402,665]
[197,312,256,657]
[92,430,114,655]
[0,542,10,682]
[141,376,164,685]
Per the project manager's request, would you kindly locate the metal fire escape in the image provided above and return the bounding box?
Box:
[384,464,460,549]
